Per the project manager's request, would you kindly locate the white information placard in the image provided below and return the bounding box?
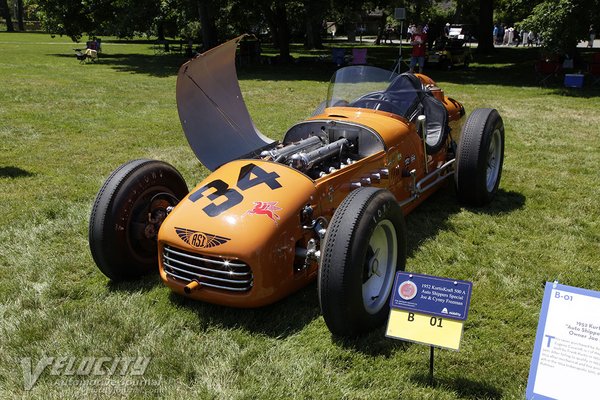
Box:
[526,282,600,400]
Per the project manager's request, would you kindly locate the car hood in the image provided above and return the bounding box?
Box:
[176,35,274,171]
[158,159,316,258]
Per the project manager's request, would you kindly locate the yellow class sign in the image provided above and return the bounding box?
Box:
[386,309,464,350]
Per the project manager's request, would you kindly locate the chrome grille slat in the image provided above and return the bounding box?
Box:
[166,247,246,268]
[165,263,253,284]
[166,270,192,283]
[163,245,253,292]
[163,254,251,277]
[164,270,250,292]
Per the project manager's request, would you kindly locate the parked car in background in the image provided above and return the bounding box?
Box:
[428,24,473,70]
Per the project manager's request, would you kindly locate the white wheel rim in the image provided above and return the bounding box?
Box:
[362,219,397,315]
[486,128,502,192]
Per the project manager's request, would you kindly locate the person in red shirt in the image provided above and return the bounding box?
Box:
[409,24,427,73]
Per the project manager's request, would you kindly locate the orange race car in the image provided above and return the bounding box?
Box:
[89,36,504,336]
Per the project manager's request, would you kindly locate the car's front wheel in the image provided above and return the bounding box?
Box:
[89,159,188,281]
[318,188,407,336]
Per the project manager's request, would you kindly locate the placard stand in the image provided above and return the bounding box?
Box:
[391,21,404,75]
[429,346,435,384]
[386,272,472,386]
[391,8,405,75]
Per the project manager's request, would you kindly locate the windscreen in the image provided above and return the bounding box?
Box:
[325,66,423,119]
[326,66,396,107]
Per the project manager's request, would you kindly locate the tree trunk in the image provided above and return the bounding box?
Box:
[415,0,423,22]
[342,7,357,42]
[197,0,218,50]
[345,23,356,42]
[157,22,165,41]
[453,0,464,22]
[17,0,24,31]
[263,6,279,47]
[274,3,291,61]
[374,12,386,45]
[304,0,323,49]
[477,0,494,53]
[0,0,14,32]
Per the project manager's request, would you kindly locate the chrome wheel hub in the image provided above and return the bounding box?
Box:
[362,220,397,315]
[486,128,502,192]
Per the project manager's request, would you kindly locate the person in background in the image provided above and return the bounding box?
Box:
[513,28,521,46]
[496,24,505,45]
[521,30,529,47]
[589,25,596,48]
[407,23,415,42]
[384,24,394,44]
[529,31,537,46]
[409,24,427,74]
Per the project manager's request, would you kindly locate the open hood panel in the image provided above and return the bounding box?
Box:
[176,35,274,171]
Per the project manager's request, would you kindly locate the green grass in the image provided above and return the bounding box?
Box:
[1,32,599,399]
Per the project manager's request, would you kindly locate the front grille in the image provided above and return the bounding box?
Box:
[162,245,253,292]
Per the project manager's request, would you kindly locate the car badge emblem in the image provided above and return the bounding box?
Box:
[398,280,418,301]
[245,201,281,224]
[175,227,230,249]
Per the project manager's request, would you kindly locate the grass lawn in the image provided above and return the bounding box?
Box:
[1,32,599,399]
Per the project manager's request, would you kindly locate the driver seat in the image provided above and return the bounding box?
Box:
[385,73,449,153]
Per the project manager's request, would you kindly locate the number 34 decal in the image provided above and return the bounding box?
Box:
[188,163,282,217]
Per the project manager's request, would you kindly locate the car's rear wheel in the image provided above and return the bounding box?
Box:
[455,108,505,206]
[89,159,188,281]
[318,188,407,336]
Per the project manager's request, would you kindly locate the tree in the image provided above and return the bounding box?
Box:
[1,0,14,31]
[478,0,494,53]
[448,0,502,54]
[303,0,325,49]
[414,0,430,20]
[328,0,364,42]
[521,0,600,53]
[17,0,25,30]
[240,0,294,61]
[495,0,543,24]
[273,2,291,61]
[37,0,123,40]
[452,0,478,24]
[36,0,191,42]
[197,0,218,50]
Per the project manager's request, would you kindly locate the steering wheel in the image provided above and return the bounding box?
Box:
[350,98,404,116]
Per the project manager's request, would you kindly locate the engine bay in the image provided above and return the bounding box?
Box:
[259,120,385,180]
